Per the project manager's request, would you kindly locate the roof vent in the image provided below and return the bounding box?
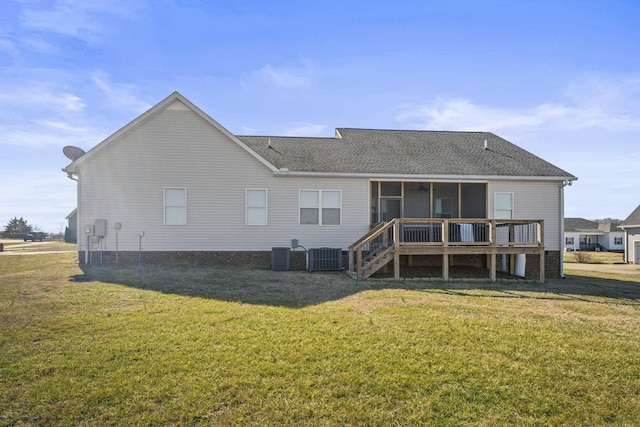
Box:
[484,140,488,150]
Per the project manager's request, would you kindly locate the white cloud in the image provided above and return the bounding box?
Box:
[0,169,77,232]
[20,36,59,54]
[0,83,85,112]
[395,76,640,135]
[281,122,327,137]
[20,0,144,42]
[239,126,257,135]
[0,121,107,148]
[254,61,315,89]
[0,30,19,57]
[91,72,152,114]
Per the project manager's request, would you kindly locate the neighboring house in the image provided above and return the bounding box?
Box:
[564,218,624,252]
[62,92,576,281]
[620,204,640,264]
[65,208,78,243]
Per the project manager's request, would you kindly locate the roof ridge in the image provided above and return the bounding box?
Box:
[336,127,494,135]
[236,135,336,140]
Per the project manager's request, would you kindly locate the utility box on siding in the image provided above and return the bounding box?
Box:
[94,219,107,237]
[271,247,291,271]
[307,248,343,271]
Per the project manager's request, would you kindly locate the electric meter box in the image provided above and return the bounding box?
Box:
[94,219,107,237]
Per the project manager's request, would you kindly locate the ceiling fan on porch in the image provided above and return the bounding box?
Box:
[417,184,430,193]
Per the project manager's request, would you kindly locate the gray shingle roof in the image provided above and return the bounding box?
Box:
[621,204,640,227]
[565,218,623,232]
[238,129,575,178]
[597,222,622,232]
[565,218,599,232]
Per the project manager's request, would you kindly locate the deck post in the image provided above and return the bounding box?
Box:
[443,253,449,281]
[393,219,400,280]
[356,247,363,280]
[539,220,545,283]
[442,220,449,280]
[539,248,545,283]
[348,247,354,274]
[489,220,495,245]
[490,252,496,282]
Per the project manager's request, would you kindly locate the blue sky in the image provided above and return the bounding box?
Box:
[1,0,639,233]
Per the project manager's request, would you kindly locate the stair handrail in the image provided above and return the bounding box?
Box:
[348,220,396,278]
[349,221,389,249]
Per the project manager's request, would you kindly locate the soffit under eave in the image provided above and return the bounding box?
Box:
[272,170,575,182]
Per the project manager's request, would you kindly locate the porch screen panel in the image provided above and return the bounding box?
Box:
[404,182,429,218]
[461,183,486,218]
[380,182,401,197]
[433,183,458,218]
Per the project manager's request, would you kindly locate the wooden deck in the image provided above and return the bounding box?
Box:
[348,218,545,282]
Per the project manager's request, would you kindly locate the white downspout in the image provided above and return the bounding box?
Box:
[560,183,565,278]
[560,180,573,278]
[624,229,628,263]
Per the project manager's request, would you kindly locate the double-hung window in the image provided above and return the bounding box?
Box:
[246,189,267,225]
[300,190,341,225]
[494,192,514,219]
[165,187,186,225]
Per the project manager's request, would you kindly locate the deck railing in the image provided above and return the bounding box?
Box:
[349,218,544,279]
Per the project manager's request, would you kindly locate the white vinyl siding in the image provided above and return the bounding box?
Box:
[300,190,341,225]
[489,181,561,250]
[76,104,369,252]
[164,188,186,225]
[246,189,267,225]
[564,232,581,251]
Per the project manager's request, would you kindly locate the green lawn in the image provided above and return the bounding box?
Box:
[564,250,624,264]
[1,253,639,426]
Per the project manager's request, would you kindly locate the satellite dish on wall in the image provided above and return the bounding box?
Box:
[63,146,86,161]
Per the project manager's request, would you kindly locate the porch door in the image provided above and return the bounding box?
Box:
[380,199,401,222]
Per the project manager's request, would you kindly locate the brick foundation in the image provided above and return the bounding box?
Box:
[79,249,562,280]
[492,250,562,280]
[80,250,314,271]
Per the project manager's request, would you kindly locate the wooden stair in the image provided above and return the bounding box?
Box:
[348,220,396,280]
[360,246,395,279]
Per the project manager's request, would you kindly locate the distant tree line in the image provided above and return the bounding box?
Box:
[2,217,37,239]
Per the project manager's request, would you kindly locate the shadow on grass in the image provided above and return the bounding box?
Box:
[71,264,640,308]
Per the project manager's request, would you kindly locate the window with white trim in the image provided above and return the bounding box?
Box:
[165,188,186,225]
[614,237,623,245]
[300,190,341,225]
[565,237,574,245]
[246,189,267,225]
[494,192,513,219]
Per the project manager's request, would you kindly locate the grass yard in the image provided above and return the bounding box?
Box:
[564,250,624,264]
[1,254,640,426]
[0,240,76,253]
